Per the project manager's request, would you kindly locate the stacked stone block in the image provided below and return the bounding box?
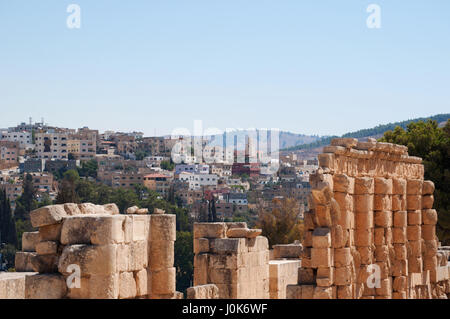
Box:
[193,222,269,299]
[9,203,176,299]
[288,138,450,299]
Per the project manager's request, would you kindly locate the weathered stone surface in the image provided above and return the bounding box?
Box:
[194,222,227,239]
[0,272,37,299]
[30,205,66,228]
[58,244,117,275]
[186,284,219,299]
[15,252,37,272]
[151,214,176,241]
[35,241,58,255]
[22,232,40,252]
[60,215,125,245]
[25,274,67,299]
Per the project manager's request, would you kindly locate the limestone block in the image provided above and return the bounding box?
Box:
[407,179,423,195]
[193,222,226,239]
[374,210,391,228]
[272,243,302,258]
[15,252,36,272]
[286,284,302,299]
[354,194,374,214]
[393,211,407,227]
[334,192,353,212]
[334,247,352,267]
[422,195,434,209]
[392,291,407,299]
[313,286,332,299]
[392,195,406,211]
[58,244,117,275]
[423,255,437,271]
[337,285,353,299]
[354,228,373,247]
[30,205,67,228]
[314,205,332,227]
[187,284,219,299]
[334,265,352,286]
[423,240,438,257]
[226,228,247,238]
[354,177,374,195]
[210,238,246,254]
[408,210,422,225]
[153,208,165,214]
[103,203,120,215]
[318,153,335,169]
[151,215,176,241]
[131,215,150,241]
[35,241,58,255]
[225,222,248,230]
[331,225,346,248]
[116,243,130,272]
[316,267,334,287]
[151,267,176,295]
[374,228,385,246]
[422,209,437,225]
[394,243,408,260]
[150,240,174,270]
[247,236,269,252]
[126,206,138,214]
[194,238,210,254]
[374,195,392,211]
[0,272,36,299]
[355,211,374,229]
[304,211,316,230]
[312,228,331,248]
[25,274,67,299]
[375,278,392,297]
[331,138,358,148]
[60,215,125,245]
[298,268,315,285]
[208,254,241,270]
[194,254,209,286]
[311,248,332,268]
[407,195,422,210]
[66,276,90,299]
[129,240,148,271]
[63,203,81,215]
[374,245,389,262]
[136,208,149,214]
[392,178,407,195]
[22,232,40,252]
[407,225,422,241]
[421,225,436,241]
[356,246,373,265]
[408,256,423,273]
[30,254,59,273]
[78,203,103,214]
[39,223,62,242]
[422,181,435,195]
[88,274,119,299]
[119,272,137,299]
[333,174,354,194]
[374,178,393,195]
[393,276,407,292]
[393,227,407,244]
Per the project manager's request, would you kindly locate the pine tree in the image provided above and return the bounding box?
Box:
[211,197,217,222]
[14,173,36,220]
[0,190,18,248]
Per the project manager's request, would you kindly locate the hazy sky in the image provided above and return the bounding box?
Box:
[0,1,449,136]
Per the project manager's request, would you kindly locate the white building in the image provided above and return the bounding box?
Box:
[178,172,218,190]
[1,130,34,150]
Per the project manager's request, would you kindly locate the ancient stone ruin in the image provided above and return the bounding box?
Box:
[192,222,270,299]
[1,138,449,299]
[2,203,178,299]
[287,138,450,299]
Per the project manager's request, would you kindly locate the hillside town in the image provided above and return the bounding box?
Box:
[0,120,316,227]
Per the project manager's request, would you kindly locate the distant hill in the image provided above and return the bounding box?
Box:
[282,113,450,151]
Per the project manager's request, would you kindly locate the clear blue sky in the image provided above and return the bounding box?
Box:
[0,1,449,136]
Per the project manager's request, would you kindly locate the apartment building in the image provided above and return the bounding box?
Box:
[111,172,144,188]
[142,173,172,196]
[35,131,69,160]
[30,172,54,192]
[178,172,218,190]
[0,141,19,165]
[1,130,34,150]
[175,163,209,175]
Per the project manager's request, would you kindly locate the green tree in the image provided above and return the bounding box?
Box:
[257,198,304,248]
[0,190,18,248]
[380,119,450,244]
[174,231,193,294]
[55,169,80,204]
[78,159,98,179]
